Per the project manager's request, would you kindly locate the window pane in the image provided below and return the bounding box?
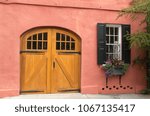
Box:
[115,36,118,42]
[109,45,113,53]
[66,36,70,41]
[113,54,118,59]
[61,34,65,41]
[71,38,75,41]
[110,36,114,43]
[43,42,47,49]
[71,43,75,50]
[108,46,111,52]
[106,45,108,52]
[32,41,37,49]
[106,54,108,60]
[56,42,60,50]
[43,33,47,40]
[106,54,112,60]
[27,41,31,49]
[27,37,31,40]
[105,25,121,61]
[66,42,70,50]
[106,36,109,43]
[38,42,42,49]
[115,28,118,35]
[38,33,42,40]
[110,27,113,35]
[56,33,60,41]
[61,42,65,50]
[107,54,110,60]
[113,45,118,53]
[109,54,113,60]
[106,27,109,35]
[33,34,37,40]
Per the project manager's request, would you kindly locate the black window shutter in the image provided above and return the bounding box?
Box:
[97,23,106,65]
[122,25,131,64]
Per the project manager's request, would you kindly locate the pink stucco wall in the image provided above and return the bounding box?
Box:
[0,0,146,97]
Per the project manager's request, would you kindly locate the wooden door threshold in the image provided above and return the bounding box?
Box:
[58,88,80,93]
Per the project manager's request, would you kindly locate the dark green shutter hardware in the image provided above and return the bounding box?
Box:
[122,25,131,64]
[97,23,106,65]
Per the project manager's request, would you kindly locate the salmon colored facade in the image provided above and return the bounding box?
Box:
[0,0,146,98]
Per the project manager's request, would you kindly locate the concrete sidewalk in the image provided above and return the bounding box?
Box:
[3,93,150,99]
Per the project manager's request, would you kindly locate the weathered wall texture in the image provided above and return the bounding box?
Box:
[0,0,132,10]
[0,0,146,97]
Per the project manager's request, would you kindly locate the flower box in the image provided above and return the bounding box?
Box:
[102,59,129,78]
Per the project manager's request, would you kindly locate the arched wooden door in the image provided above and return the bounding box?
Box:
[20,28,81,94]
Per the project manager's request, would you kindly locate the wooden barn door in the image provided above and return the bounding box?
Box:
[51,29,81,93]
[20,29,50,94]
[20,28,81,94]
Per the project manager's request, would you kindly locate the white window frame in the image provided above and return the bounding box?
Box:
[105,24,122,60]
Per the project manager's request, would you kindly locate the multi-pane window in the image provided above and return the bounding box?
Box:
[106,25,122,60]
[26,32,48,50]
[56,33,75,51]
[97,23,130,65]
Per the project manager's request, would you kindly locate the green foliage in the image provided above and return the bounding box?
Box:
[120,0,150,92]
[128,32,150,49]
[120,0,150,49]
[122,64,129,73]
[102,63,112,70]
[120,0,150,15]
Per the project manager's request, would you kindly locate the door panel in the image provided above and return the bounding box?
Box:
[51,29,81,93]
[52,54,80,92]
[20,53,47,93]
